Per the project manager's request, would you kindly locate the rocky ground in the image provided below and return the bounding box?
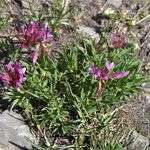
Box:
[0,0,150,149]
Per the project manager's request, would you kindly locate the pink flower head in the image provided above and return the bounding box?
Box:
[110,33,128,49]
[89,59,129,96]
[0,61,26,89]
[16,22,53,64]
[17,22,53,48]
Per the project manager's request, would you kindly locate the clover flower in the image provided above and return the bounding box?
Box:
[110,33,128,49]
[16,22,53,64]
[0,61,26,89]
[89,59,129,96]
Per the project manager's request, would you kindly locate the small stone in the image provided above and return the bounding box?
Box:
[141,83,150,93]
[107,0,123,8]
[145,63,150,72]
[78,25,100,42]
[144,103,150,122]
[147,43,150,48]
[142,83,150,88]
[146,96,150,104]
[129,131,149,150]
[144,88,150,94]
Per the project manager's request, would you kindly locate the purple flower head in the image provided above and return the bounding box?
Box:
[17,22,53,48]
[89,63,101,80]
[89,59,129,80]
[16,22,53,64]
[89,59,129,96]
[0,61,26,89]
[110,33,128,49]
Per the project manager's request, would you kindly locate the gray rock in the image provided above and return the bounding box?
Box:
[146,96,150,104]
[142,83,150,94]
[98,0,122,14]
[144,105,150,123]
[21,0,40,9]
[22,0,54,9]
[142,83,150,89]
[78,25,100,41]
[107,0,123,8]
[128,131,149,150]
[0,110,36,150]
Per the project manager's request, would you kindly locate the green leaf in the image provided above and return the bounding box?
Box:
[10,99,20,110]
[0,16,10,30]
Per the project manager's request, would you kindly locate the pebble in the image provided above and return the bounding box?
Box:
[78,25,100,41]
[128,131,149,150]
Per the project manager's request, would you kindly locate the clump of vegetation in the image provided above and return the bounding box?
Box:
[0,1,146,149]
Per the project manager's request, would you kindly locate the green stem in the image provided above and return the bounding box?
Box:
[136,14,150,25]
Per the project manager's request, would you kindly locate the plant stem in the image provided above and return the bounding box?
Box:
[136,14,150,25]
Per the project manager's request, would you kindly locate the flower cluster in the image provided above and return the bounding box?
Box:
[0,20,131,96]
[89,59,129,96]
[17,22,52,47]
[0,61,26,89]
[109,33,127,49]
[0,21,54,90]
[16,22,53,64]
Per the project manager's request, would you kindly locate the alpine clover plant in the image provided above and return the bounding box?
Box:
[16,22,53,64]
[0,2,145,148]
[1,32,144,148]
